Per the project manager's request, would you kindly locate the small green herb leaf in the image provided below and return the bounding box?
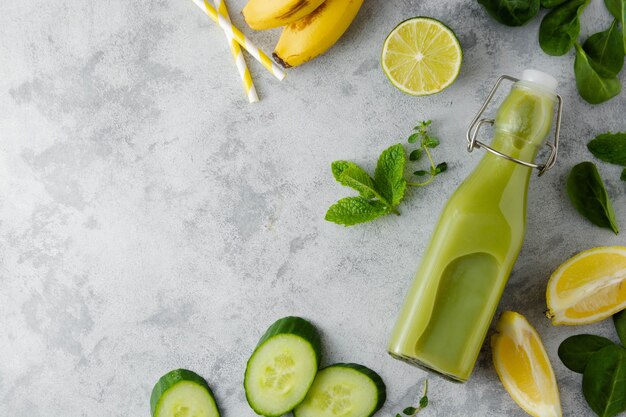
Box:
[539,0,590,56]
[332,162,380,200]
[419,395,429,408]
[325,197,390,226]
[409,149,422,161]
[435,162,448,174]
[582,344,626,417]
[423,136,440,148]
[477,0,541,26]
[414,170,428,177]
[396,414,402,417]
[408,133,420,144]
[567,162,619,234]
[583,20,625,78]
[403,407,418,414]
[588,132,626,166]
[574,43,622,104]
[558,334,615,373]
[605,0,626,51]
[374,144,407,207]
[614,310,626,346]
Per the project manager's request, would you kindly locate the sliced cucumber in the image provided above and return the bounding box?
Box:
[294,363,386,417]
[244,316,322,416]
[150,369,220,417]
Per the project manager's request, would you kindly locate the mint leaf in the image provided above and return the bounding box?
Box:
[374,144,406,207]
[403,407,418,414]
[331,161,352,181]
[588,132,626,166]
[614,310,626,346]
[334,164,379,200]
[325,197,390,226]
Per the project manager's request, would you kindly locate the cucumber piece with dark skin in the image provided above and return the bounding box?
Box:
[151,369,220,417]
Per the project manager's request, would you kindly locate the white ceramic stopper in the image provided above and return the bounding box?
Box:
[521,69,558,94]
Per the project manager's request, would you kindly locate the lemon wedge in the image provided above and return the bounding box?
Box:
[492,311,562,417]
[546,246,626,325]
[381,17,462,96]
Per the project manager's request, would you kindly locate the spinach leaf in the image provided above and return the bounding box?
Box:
[567,161,619,234]
[574,43,622,104]
[539,0,590,56]
[558,334,615,373]
[588,132,626,166]
[478,0,540,26]
[605,0,626,51]
[582,345,626,417]
[583,20,625,78]
[541,0,569,7]
[614,310,626,346]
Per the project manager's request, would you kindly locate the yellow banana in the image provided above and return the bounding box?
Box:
[272,0,364,68]
[243,0,326,30]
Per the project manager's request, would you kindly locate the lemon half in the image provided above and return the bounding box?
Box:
[381,17,462,96]
[546,246,626,325]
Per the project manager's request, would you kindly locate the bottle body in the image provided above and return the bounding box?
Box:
[388,80,555,382]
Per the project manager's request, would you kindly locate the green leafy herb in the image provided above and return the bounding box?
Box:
[477,0,540,26]
[567,161,619,234]
[539,0,590,56]
[582,344,626,417]
[574,43,622,104]
[588,132,626,166]
[325,197,390,226]
[374,144,407,207]
[541,0,569,7]
[558,334,615,373]
[325,122,447,226]
[406,121,448,187]
[396,380,429,416]
[583,20,625,78]
[605,0,626,51]
[614,310,626,345]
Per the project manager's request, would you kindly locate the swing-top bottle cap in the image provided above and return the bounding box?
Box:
[521,69,558,94]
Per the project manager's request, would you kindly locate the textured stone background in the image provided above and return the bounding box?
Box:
[1,0,625,416]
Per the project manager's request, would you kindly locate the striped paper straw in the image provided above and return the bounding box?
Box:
[192,0,286,81]
[214,0,258,102]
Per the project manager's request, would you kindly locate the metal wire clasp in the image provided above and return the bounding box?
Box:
[466,75,563,176]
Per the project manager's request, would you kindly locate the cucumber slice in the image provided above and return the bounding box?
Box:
[150,369,220,417]
[244,316,322,416]
[293,363,386,417]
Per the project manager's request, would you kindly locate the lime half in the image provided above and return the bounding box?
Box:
[382,17,462,96]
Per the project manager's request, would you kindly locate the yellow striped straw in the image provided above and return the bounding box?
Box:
[214,0,258,103]
[192,0,286,81]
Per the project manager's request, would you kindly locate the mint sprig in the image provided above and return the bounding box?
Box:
[395,379,429,417]
[325,121,447,226]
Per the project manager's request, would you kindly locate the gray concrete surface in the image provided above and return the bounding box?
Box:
[1,0,625,416]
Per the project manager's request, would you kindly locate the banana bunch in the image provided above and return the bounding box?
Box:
[242,0,364,68]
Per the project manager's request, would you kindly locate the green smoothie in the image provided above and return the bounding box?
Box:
[388,73,556,382]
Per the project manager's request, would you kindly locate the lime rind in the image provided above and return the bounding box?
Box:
[381,17,463,96]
